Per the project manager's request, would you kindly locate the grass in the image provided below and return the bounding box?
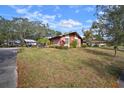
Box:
[17,47,124,88]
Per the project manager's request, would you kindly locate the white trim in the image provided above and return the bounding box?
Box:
[75,36,78,39]
[64,35,70,47]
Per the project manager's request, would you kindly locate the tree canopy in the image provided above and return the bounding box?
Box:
[95,5,124,56]
[0,16,61,46]
[83,30,93,46]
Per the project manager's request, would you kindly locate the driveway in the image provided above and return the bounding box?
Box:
[0,48,18,88]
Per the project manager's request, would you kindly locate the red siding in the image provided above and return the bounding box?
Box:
[69,33,75,44]
[51,37,60,45]
[50,33,82,47]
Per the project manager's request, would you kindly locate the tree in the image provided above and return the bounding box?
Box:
[93,34,104,41]
[0,16,6,45]
[12,17,30,44]
[55,31,62,35]
[0,16,61,47]
[83,30,93,46]
[37,38,50,46]
[96,5,124,56]
[91,21,105,40]
[0,16,13,46]
[70,39,77,48]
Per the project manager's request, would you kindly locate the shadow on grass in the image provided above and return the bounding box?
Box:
[81,58,122,79]
[100,47,114,50]
[83,48,114,57]
[81,48,124,79]
[105,65,122,78]
[100,47,124,53]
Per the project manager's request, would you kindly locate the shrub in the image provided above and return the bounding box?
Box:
[70,40,77,48]
[81,43,87,48]
[55,46,68,49]
[93,44,99,47]
[49,45,57,48]
[49,45,68,49]
[37,38,50,46]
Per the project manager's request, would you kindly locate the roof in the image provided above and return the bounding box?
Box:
[24,39,37,43]
[4,40,21,43]
[49,32,83,40]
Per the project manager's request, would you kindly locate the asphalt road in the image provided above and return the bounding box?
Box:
[0,48,18,88]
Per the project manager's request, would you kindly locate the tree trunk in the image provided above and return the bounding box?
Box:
[114,46,117,56]
[114,48,117,56]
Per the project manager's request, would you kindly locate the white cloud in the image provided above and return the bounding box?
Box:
[75,10,79,13]
[84,7,94,12]
[57,14,62,18]
[69,5,81,9]
[83,25,91,30]
[86,19,93,23]
[49,22,57,29]
[23,11,42,20]
[23,12,56,24]
[37,5,43,8]
[59,19,82,28]
[10,5,56,24]
[9,6,84,33]
[10,5,32,14]
[54,6,60,12]
[9,5,17,9]
[98,11,104,15]
[48,19,83,33]
[55,6,60,10]
[69,6,95,13]
[42,15,56,23]
[16,8,28,14]
[43,15,56,20]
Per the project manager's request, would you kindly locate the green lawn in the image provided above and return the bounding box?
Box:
[17,47,124,88]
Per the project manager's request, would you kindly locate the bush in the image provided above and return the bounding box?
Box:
[56,46,68,49]
[93,44,99,47]
[49,45,56,48]
[49,45,68,49]
[37,38,50,45]
[70,40,77,48]
[81,43,87,48]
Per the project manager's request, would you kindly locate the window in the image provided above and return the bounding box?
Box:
[65,38,69,44]
[64,36,70,47]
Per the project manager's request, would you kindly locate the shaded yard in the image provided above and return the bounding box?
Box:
[17,47,124,87]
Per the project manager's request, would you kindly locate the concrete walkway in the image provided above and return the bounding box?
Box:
[0,48,18,88]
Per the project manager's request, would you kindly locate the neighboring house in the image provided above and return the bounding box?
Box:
[91,40,106,47]
[10,40,21,47]
[24,39,37,47]
[49,32,83,47]
[3,40,21,47]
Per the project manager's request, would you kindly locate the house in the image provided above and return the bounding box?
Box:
[24,39,37,47]
[3,40,21,47]
[49,32,83,47]
[9,40,21,47]
[91,40,106,47]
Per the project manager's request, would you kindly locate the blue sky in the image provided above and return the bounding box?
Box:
[0,5,97,35]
